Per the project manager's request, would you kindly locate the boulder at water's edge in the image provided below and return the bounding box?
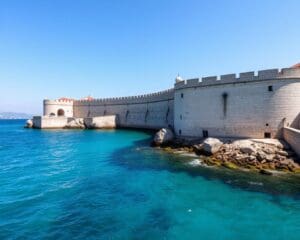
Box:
[153,128,174,146]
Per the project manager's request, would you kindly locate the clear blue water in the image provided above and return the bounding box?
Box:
[1,120,300,240]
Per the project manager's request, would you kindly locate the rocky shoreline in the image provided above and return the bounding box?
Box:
[152,128,300,175]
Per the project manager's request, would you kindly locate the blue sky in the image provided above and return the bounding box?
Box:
[0,0,300,114]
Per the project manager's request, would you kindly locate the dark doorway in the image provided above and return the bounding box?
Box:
[57,109,65,116]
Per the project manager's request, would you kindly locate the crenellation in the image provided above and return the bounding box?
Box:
[239,71,256,81]
[258,68,279,79]
[175,80,186,88]
[69,89,174,106]
[280,68,300,78]
[220,74,236,83]
[201,76,218,85]
[42,66,300,139]
[174,67,300,90]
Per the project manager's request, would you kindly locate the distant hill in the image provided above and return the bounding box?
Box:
[0,112,33,119]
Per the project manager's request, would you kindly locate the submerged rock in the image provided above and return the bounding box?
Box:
[153,128,174,146]
[188,159,203,167]
[202,138,223,155]
[259,169,273,175]
[222,161,238,169]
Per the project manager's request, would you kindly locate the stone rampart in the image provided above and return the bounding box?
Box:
[175,68,300,89]
[74,88,174,105]
[73,89,174,129]
[41,67,300,139]
[43,99,74,117]
[33,116,69,129]
[174,67,300,139]
[84,116,117,129]
[283,127,300,157]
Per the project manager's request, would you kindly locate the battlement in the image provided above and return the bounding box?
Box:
[44,99,74,105]
[74,89,174,106]
[175,67,300,89]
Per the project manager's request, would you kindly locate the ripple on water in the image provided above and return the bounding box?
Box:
[0,121,300,240]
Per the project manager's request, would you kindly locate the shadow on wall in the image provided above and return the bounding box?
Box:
[291,113,300,129]
[275,118,286,139]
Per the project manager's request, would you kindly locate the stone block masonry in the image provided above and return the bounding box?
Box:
[283,127,300,157]
[72,89,174,130]
[33,116,117,129]
[84,116,116,129]
[174,67,300,139]
[41,66,300,141]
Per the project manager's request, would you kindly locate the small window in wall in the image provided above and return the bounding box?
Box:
[203,130,208,138]
[264,132,271,138]
[181,93,184,98]
[268,86,273,92]
[179,129,182,135]
[180,114,182,120]
[266,123,269,126]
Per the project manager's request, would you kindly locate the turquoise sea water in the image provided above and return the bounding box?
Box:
[1,120,300,240]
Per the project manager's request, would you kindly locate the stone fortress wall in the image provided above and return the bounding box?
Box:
[43,99,74,117]
[44,89,174,130]
[42,67,300,142]
[174,67,300,139]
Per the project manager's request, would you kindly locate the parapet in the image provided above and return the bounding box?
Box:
[43,99,74,105]
[175,67,300,90]
[74,88,174,106]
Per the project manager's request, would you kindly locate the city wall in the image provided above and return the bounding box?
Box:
[43,99,73,117]
[41,67,300,141]
[283,127,300,157]
[73,89,174,129]
[174,68,300,139]
[33,116,69,129]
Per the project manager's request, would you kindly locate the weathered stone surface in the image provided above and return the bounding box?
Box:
[65,118,85,129]
[265,154,275,162]
[192,144,204,155]
[159,136,300,174]
[276,150,288,157]
[153,128,174,146]
[233,140,255,154]
[25,119,33,128]
[202,138,223,154]
[84,116,116,129]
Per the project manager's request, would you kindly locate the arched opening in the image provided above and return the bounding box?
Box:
[57,109,65,117]
[49,113,55,117]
